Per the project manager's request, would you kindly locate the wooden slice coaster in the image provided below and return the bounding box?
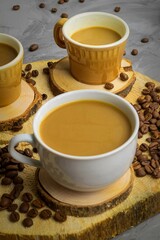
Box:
[0,80,42,131]
[49,57,136,97]
[36,167,134,217]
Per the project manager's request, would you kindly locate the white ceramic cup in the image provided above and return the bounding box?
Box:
[8,90,139,192]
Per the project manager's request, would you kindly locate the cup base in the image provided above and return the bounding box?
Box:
[36,167,134,217]
[49,56,136,98]
[0,80,42,131]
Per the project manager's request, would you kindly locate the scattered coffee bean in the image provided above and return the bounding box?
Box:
[119,72,129,81]
[18,163,25,172]
[42,93,48,100]
[39,209,52,219]
[7,203,18,212]
[12,5,20,11]
[19,202,30,213]
[141,37,149,43]
[32,70,39,77]
[22,217,33,227]
[26,78,36,86]
[24,148,33,158]
[54,209,67,222]
[5,170,18,179]
[32,147,38,153]
[25,64,32,72]
[32,199,45,209]
[51,8,57,13]
[114,6,121,12]
[10,184,24,199]
[29,44,39,52]
[21,70,25,77]
[135,167,146,177]
[61,13,68,18]
[0,195,12,208]
[39,3,45,8]
[25,72,32,79]
[9,211,20,222]
[104,82,114,90]
[27,208,38,218]
[43,67,49,75]
[22,192,33,202]
[13,176,23,185]
[58,0,64,4]
[1,177,12,185]
[131,49,138,56]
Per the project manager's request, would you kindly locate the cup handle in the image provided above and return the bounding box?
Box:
[53,18,68,49]
[8,134,42,168]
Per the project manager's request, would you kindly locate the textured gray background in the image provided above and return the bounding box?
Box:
[0,0,160,239]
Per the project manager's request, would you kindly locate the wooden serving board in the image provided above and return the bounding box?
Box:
[0,59,160,240]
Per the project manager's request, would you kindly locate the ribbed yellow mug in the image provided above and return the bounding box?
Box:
[0,33,23,107]
[54,12,129,85]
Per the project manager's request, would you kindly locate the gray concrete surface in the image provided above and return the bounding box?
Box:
[0,0,160,239]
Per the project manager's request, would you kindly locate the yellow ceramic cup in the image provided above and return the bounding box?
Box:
[0,33,24,107]
[54,12,129,85]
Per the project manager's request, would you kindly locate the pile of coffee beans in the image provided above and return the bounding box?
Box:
[0,145,67,228]
[132,82,160,178]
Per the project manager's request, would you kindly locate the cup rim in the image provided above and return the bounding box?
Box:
[62,12,130,49]
[34,90,139,161]
[0,33,23,69]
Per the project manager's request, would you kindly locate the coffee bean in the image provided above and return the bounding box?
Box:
[7,203,18,212]
[39,209,52,219]
[9,211,20,222]
[114,6,121,12]
[13,176,23,185]
[145,82,155,89]
[58,0,64,4]
[24,148,33,157]
[5,170,18,179]
[51,8,57,13]
[18,163,25,171]
[21,192,33,202]
[19,202,30,213]
[25,64,32,71]
[42,93,48,100]
[53,209,67,222]
[144,165,154,174]
[29,44,39,52]
[31,70,39,77]
[152,168,160,178]
[141,37,149,43]
[0,195,12,208]
[25,72,32,79]
[119,72,129,81]
[1,177,12,185]
[32,147,38,153]
[22,217,33,227]
[104,82,114,90]
[61,13,68,18]
[155,86,160,93]
[21,70,25,77]
[12,5,20,10]
[135,167,146,177]
[26,78,36,86]
[10,184,24,199]
[140,124,149,134]
[139,143,149,152]
[27,208,38,218]
[131,49,138,56]
[43,67,49,75]
[32,199,44,209]
[39,3,45,8]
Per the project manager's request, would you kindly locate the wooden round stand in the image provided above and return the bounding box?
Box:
[49,57,136,97]
[0,80,42,131]
[36,167,134,217]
